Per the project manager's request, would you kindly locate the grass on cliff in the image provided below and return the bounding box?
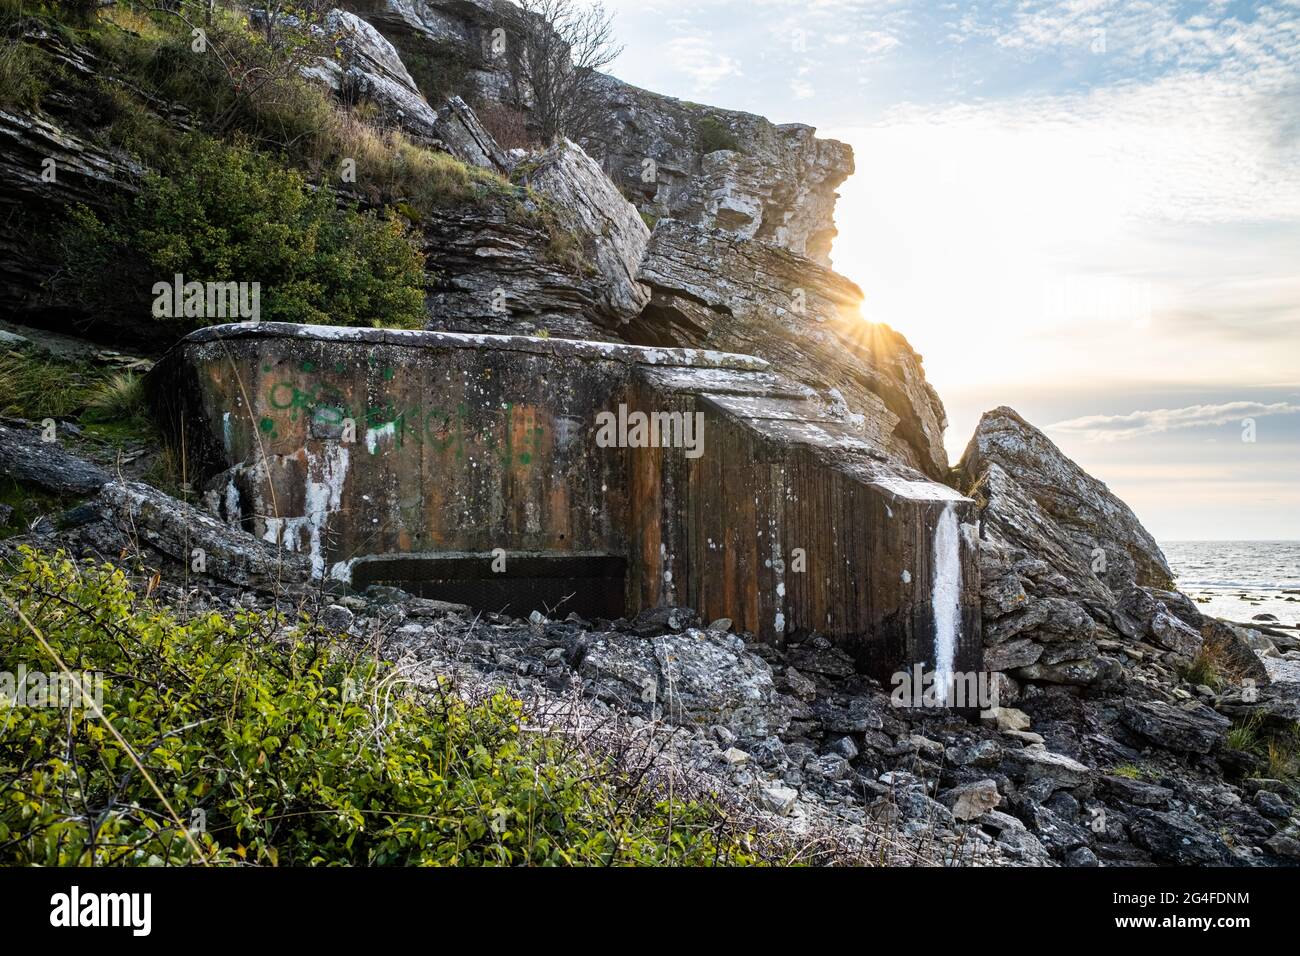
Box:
[81,4,523,217]
[0,347,98,419]
[0,548,765,865]
[1,345,150,424]
[9,1,591,328]
[1225,713,1300,781]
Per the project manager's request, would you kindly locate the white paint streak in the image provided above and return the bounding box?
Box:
[932,502,961,705]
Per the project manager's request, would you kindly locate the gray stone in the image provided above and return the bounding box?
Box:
[782,666,817,702]
[759,786,798,816]
[1128,809,1233,865]
[1098,774,1173,808]
[1009,749,1091,790]
[86,481,313,589]
[1120,699,1230,754]
[814,696,884,733]
[1254,790,1291,819]
[720,747,749,767]
[1149,610,1203,658]
[828,735,859,760]
[983,638,1043,672]
[526,138,651,323]
[1265,835,1300,860]
[0,422,111,495]
[320,604,355,633]
[1066,846,1100,867]
[939,780,1002,821]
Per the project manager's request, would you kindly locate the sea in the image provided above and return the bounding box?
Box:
[1161,541,1300,630]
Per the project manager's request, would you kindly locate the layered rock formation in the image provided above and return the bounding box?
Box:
[338,1,853,264]
[308,3,941,484]
[584,76,853,265]
[629,220,948,480]
[299,8,509,170]
[417,197,610,340]
[0,65,143,313]
[524,139,650,323]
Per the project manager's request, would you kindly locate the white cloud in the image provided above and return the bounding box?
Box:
[664,35,742,91]
[861,30,903,56]
[1047,402,1300,441]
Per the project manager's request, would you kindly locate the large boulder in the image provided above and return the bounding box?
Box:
[630,220,949,479]
[524,139,651,323]
[960,407,1199,687]
[1119,699,1231,754]
[961,407,1173,593]
[81,481,314,589]
[0,422,112,496]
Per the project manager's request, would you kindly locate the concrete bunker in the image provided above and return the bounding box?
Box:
[148,323,982,686]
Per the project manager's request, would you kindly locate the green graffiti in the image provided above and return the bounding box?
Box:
[258,365,542,466]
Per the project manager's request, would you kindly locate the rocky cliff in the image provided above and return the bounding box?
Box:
[338,0,853,265]
[323,1,937,477]
[630,220,948,479]
[584,75,853,266]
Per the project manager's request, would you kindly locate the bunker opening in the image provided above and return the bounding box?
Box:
[351,553,628,620]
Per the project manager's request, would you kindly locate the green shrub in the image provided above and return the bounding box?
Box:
[62,134,426,330]
[0,549,763,865]
[698,116,741,154]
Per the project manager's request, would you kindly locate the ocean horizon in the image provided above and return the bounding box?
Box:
[1161,540,1300,629]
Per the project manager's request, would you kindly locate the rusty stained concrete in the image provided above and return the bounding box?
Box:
[148,322,981,683]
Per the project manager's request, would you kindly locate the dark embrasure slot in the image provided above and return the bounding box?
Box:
[351,553,627,620]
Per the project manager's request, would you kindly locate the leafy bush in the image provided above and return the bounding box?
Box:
[62,135,427,330]
[0,549,762,865]
[698,116,741,154]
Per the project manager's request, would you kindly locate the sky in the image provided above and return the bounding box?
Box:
[593,0,1300,540]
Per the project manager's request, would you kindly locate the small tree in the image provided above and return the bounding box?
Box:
[501,0,621,145]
